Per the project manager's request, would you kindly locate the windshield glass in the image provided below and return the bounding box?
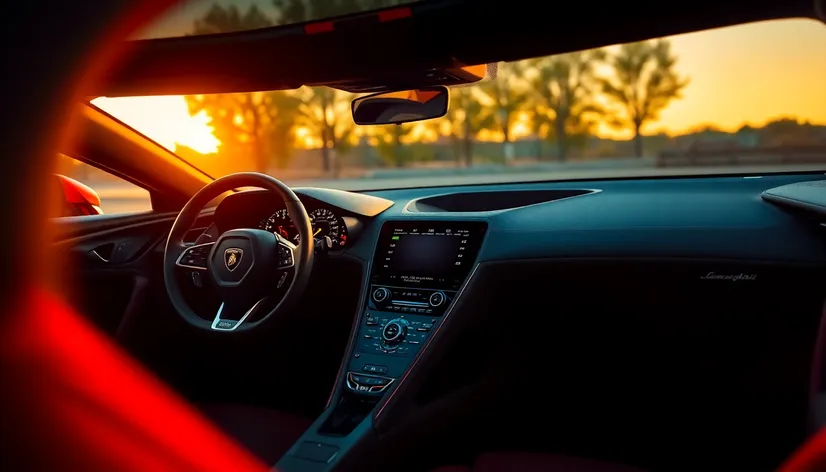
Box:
[95,19,826,192]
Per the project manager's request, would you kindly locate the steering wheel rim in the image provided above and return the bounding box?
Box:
[163,172,314,333]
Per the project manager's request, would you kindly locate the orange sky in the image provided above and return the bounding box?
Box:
[639,19,826,137]
[95,18,826,153]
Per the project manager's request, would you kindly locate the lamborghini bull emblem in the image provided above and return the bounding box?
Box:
[224,248,244,271]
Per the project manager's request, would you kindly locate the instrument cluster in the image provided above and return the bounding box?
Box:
[259,207,349,250]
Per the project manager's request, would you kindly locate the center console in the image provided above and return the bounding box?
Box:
[343,220,487,395]
[278,220,487,470]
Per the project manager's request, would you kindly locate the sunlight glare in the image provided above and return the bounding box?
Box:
[91,96,221,154]
[511,119,530,139]
[294,126,320,148]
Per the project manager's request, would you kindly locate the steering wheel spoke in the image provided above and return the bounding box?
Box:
[175,242,215,270]
[211,297,266,331]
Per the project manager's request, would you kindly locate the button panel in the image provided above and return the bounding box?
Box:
[346,310,442,395]
[176,243,214,270]
[362,364,387,374]
[367,285,457,316]
[357,311,438,358]
[276,243,294,267]
[346,372,394,394]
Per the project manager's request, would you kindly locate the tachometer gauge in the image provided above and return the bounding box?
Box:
[259,209,299,244]
[309,208,348,249]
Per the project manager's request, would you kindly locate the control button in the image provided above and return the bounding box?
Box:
[417,323,433,332]
[359,376,389,386]
[362,365,387,374]
[365,314,378,326]
[177,244,212,269]
[276,244,293,267]
[429,291,446,307]
[372,287,390,303]
[406,340,420,345]
[383,323,401,340]
[382,319,409,344]
[191,271,203,288]
[347,372,394,394]
[363,334,372,339]
[350,374,369,384]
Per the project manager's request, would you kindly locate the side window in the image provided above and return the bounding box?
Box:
[52,155,152,216]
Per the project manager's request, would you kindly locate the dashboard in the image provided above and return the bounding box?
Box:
[204,172,826,472]
[269,172,826,472]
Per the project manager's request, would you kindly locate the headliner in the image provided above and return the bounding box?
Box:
[94,0,823,97]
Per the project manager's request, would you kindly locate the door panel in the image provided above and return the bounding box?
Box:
[52,211,213,338]
[51,210,361,420]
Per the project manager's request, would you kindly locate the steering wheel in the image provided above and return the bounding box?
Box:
[163,173,314,332]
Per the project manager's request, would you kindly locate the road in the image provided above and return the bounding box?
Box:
[91,161,825,215]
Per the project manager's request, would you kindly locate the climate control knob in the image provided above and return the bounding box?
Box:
[429,291,446,307]
[372,287,390,303]
[382,318,409,345]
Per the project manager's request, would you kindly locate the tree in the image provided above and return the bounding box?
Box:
[443,87,495,166]
[187,92,300,173]
[271,0,405,26]
[599,40,689,157]
[269,0,405,175]
[185,4,300,173]
[292,86,355,176]
[192,3,271,34]
[477,62,530,162]
[529,50,605,161]
[373,123,438,167]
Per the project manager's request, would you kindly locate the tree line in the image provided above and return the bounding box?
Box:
[185,1,689,174]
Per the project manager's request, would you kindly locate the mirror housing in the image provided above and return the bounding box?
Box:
[351,86,449,125]
[53,174,103,216]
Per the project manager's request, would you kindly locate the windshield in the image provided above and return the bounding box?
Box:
[94,19,826,192]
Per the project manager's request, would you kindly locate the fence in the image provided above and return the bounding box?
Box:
[657,144,826,168]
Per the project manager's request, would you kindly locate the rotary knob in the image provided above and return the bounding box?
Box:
[372,287,390,303]
[382,318,409,346]
[429,291,446,307]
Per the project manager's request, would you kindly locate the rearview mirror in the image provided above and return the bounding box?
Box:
[351,86,449,125]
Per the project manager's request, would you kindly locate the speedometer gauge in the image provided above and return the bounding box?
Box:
[309,208,348,249]
[260,207,348,249]
[259,209,299,244]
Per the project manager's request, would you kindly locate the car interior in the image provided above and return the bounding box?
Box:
[6,0,826,471]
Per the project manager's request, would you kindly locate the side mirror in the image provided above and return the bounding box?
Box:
[351,86,449,125]
[53,174,103,216]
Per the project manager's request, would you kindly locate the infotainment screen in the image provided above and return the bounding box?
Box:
[371,221,487,291]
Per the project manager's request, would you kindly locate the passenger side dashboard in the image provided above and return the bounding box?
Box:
[273,172,826,472]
